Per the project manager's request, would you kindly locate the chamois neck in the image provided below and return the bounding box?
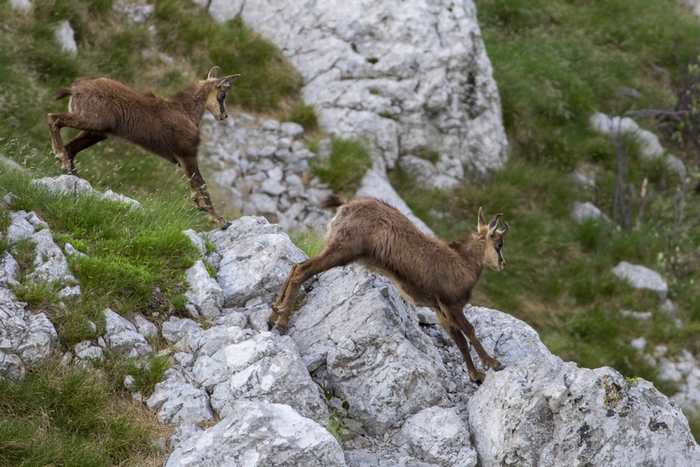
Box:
[451,232,486,269]
[168,82,210,126]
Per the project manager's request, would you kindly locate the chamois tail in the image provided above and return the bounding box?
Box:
[318,194,346,210]
[54,88,72,101]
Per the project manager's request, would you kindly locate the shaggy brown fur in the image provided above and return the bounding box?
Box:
[270,194,509,384]
[47,66,239,229]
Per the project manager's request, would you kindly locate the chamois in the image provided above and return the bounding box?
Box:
[47,66,240,229]
[270,195,509,384]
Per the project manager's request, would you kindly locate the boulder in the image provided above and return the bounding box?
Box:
[611,261,668,300]
[102,308,153,358]
[165,401,346,467]
[27,229,76,285]
[0,287,57,380]
[33,175,141,210]
[210,217,307,307]
[0,252,20,288]
[393,406,478,467]
[464,307,700,467]
[146,369,214,425]
[572,201,610,224]
[193,331,329,424]
[288,264,447,436]
[589,113,664,160]
[55,20,77,55]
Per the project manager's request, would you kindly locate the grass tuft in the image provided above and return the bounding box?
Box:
[311,138,372,195]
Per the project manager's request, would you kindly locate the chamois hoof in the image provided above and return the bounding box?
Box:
[269,323,288,336]
[220,221,232,231]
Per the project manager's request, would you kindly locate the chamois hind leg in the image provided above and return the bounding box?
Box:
[435,304,487,384]
[177,156,230,230]
[270,247,354,332]
[64,131,106,175]
[48,113,106,174]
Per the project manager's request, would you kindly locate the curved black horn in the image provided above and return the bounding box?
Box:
[498,221,509,236]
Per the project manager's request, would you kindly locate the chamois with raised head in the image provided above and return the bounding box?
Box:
[47,66,240,229]
[270,195,509,384]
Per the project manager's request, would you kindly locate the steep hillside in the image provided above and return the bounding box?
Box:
[1,0,700,464]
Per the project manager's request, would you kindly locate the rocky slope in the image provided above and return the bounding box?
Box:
[1,178,699,466]
[198,0,508,183]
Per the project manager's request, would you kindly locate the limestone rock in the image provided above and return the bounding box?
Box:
[146,369,214,425]
[464,307,700,467]
[184,260,223,318]
[288,264,447,436]
[164,401,346,467]
[55,20,77,55]
[393,406,477,467]
[590,113,664,160]
[0,252,20,288]
[202,0,508,177]
[0,288,58,380]
[571,201,610,224]
[33,175,141,210]
[212,217,307,307]
[611,261,668,300]
[194,331,329,424]
[103,308,153,358]
[27,229,76,285]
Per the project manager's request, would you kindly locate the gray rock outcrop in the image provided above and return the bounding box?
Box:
[288,263,448,436]
[200,0,508,178]
[0,288,58,380]
[165,401,347,467]
[206,216,308,307]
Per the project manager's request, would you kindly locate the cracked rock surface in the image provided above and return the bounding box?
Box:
[199,0,508,179]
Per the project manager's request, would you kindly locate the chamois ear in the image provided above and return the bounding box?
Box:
[207,66,220,79]
[488,213,503,235]
[216,74,241,91]
[477,207,487,232]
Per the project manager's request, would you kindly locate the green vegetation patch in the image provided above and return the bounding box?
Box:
[0,168,200,339]
[0,362,159,467]
[311,138,372,195]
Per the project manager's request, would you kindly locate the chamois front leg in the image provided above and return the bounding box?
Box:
[47,113,72,173]
[436,301,503,384]
[178,156,231,230]
[453,310,504,373]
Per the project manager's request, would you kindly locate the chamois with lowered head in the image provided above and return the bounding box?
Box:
[270,195,508,384]
[47,66,240,229]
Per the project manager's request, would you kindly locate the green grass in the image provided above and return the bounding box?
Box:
[290,227,325,258]
[476,0,700,168]
[1,169,200,323]
[0,361,163,467]
[311,138,372,195]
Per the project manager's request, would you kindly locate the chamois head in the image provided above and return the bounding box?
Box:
[477,207,508,271]
[204,66,240,121]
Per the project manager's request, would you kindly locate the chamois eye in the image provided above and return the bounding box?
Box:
[218,92,226,100]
